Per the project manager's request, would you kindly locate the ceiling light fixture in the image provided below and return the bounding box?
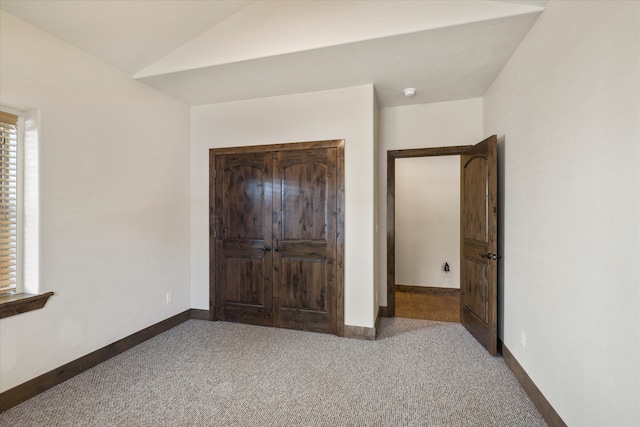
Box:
[403,87,416,97]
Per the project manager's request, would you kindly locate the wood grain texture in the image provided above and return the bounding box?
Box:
[334,141,345,336]
[386,151,396,318]
[280,260,326,311]
[387,145,471,320]
[461,258,488,322]
[460,135,498,355]
[273,147,337,334]
[0,292,54,319]
[395,285,460,296]
[388,145,472,159]
[343,324,376,340]
[209,140,345,336]
[395,290,460,322]
[214,152,273,327]
[0,310,194,413]
[499,340,567,427]
[209,150,217,321]
[462,155,488,243]
[207,140,344,156]
[280,162,328,241]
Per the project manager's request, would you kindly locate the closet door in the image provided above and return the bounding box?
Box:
[272,148,337,334]
[214,152,273,327]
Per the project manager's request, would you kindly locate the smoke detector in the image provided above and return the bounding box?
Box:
[403,88,417,97]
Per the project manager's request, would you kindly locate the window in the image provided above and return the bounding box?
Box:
[0,111,18,295]
[0,109,51,318]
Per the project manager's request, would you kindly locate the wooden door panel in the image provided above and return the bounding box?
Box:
[281,162,328,240]
[215,152,273,327]
[461,257,488,322]
[223,165,266,239]
[223,257,264,305]
[462,156,488,244]
[278,241,328,257]
[211,141,343,336]
[277,309,330,333]
[273,148,337,334]
[461,135,498,355]
[220,254,270,325]
[280,259,326,311]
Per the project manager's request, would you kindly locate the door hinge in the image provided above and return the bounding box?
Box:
[212,169,217,178]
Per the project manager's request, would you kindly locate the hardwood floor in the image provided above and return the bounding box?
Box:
[395,286,460,323]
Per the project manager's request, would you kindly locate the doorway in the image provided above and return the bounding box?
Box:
[394,155,461,323]
[387,137,498,355]
[387,145,469,321]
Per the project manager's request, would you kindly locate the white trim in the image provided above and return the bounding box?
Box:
[22,110,39,294]
[0,105,39,294]
[16,113,25,294]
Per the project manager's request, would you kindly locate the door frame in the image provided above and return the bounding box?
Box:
[386,145,471,317]
[209,139,346,336]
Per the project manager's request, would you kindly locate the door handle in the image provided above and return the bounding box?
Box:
[263,246,271,252]
[479,253,500,260]
[275,247,282,253]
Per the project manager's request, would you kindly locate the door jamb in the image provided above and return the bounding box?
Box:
[386,145,471,317]
[209,139,346,336]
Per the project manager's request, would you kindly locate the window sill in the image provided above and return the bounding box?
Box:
[0,292,54,319]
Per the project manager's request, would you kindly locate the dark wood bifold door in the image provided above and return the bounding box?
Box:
[460,135,498,355]
[211,141,343,335]
[273,149,337,333]
[214,152,273,327]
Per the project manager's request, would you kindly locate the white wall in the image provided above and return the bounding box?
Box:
[483,2,640,426]
[378,99,483,304]
[191,85,376,328]
[0,11,191,392]
[395,156,460,289]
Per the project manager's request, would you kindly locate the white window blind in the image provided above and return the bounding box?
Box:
[0,111,18,294]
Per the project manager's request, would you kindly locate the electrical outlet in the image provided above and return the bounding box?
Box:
[520,331,526,348]
[166,292,173,304]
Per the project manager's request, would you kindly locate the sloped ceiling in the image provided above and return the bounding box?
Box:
[0,0,545,107]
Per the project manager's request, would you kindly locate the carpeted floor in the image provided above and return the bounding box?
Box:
[0,318,546,426]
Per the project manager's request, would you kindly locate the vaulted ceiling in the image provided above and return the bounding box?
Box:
[0,0,546,107]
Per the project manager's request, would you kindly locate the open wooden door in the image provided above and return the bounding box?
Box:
[460,135,498,355]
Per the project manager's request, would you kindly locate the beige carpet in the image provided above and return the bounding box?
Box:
[0,318,546,426]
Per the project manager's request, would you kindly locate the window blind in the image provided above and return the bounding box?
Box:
[0,111,18,294]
